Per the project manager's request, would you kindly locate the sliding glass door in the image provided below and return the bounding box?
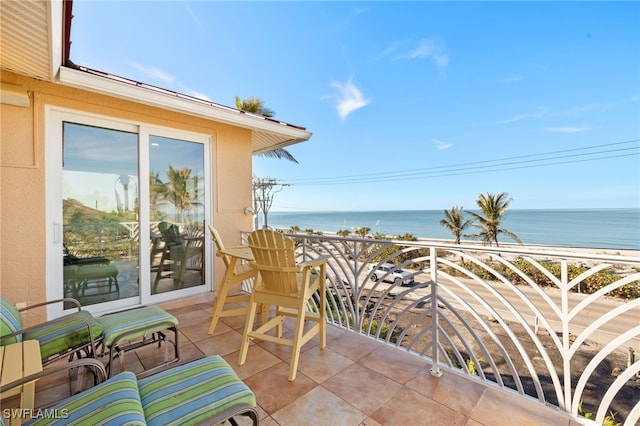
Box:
[48,108,210,314]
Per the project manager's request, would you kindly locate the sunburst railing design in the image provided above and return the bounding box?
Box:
[284,233,639,425]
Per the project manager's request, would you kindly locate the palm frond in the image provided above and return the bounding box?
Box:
[257,148,299,163]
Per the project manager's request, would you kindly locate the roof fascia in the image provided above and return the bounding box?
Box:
[58,66,312,143]
[49,0,64,81]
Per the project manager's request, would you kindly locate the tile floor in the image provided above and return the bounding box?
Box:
[25,298,581,426]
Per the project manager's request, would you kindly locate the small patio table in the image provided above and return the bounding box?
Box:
[0,340,43,425]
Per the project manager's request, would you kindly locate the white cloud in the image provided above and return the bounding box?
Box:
[558,103,599,116]
[129,62,174,84]
[546,126,591,133]
[502,74,522,83]
[497,107,548,124]
[433,138,452,150]
[329,80,371,120]
[183,1,207,34]
[404,39,449,69]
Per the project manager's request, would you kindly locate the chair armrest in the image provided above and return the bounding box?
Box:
[18,298,82,313]
[0,358,107,395]
[0,313,100,353]
[298,255,330,269]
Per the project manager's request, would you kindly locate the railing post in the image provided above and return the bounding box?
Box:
[301,237,308,260]
[430,246,442,378]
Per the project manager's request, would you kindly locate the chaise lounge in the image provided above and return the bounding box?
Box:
[0,356,258,426]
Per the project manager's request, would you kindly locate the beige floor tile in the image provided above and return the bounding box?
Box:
[257,416,280,426]
[406,368,486,417]
[296,346,354,383]
[219,307,253,330]
[223,344,282,380]
[360,417,384,426]
[323,362,403,415]
[181,320,224,342]
[175,338,205,361]
[470,387,573,426]
[358,345,425,384]
[196,329,243,356]
[371,387,468,426]
[272,386,367,426]
[167,305,211,328]
[326,330,380,361]
[242,362,317,413]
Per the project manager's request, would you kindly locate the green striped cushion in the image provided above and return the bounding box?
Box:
[98,306,178,348]
[24,371,145,426]
[23,310,103,360]
[0,296,23,344]
[139,356,256,426]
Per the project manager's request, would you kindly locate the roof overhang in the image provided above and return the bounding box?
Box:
[59,66,312,152]
[1,0,312,153]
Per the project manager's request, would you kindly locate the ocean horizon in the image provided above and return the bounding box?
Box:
[262,208,640,250]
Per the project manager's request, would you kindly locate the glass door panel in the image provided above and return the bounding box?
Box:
[62,122,140,307]
[149,135,205,295]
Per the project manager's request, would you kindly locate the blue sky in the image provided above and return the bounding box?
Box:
[70,1,639,212]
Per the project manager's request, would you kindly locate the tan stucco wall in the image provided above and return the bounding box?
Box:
[1,70,253,322]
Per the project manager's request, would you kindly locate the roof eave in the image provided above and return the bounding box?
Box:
[58,66,312,152]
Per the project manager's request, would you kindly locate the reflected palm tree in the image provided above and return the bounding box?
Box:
[149,171,168,221]
[165,166,194,224]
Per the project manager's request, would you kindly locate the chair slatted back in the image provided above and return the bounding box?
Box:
[208,225,231,268]
[248,230,300,296]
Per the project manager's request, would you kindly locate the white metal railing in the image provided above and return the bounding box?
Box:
[281,233,640,426]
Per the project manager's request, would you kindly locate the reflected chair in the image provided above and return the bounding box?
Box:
[238,229,329,381]
[63,246,119,302]
[207,226,258,334]
[153,222,203,292]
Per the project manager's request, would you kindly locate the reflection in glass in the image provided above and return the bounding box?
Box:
[62,122,140,306]
[149,135,205,294]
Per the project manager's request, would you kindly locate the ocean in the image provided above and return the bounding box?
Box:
[263,208,640,250]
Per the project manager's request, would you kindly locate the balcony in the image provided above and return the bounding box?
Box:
[27,305,573,425]
[22,235,640,424]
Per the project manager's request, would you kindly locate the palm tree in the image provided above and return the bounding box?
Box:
[440,206,473,244]
[235,96,275,118]
[235,96,298,163]
[353,227,371,238]
[468,192,522,247]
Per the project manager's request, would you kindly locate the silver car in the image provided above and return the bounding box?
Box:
[368,263,414,286]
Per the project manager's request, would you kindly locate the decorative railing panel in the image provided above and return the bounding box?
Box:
[285,233,639,425]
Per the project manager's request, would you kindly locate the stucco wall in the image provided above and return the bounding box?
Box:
[1,70,253,322]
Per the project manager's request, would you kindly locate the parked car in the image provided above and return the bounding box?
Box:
[368,263,414,286]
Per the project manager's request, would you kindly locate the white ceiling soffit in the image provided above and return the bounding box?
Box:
[0,0,62,82]
[59,66,312,153]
